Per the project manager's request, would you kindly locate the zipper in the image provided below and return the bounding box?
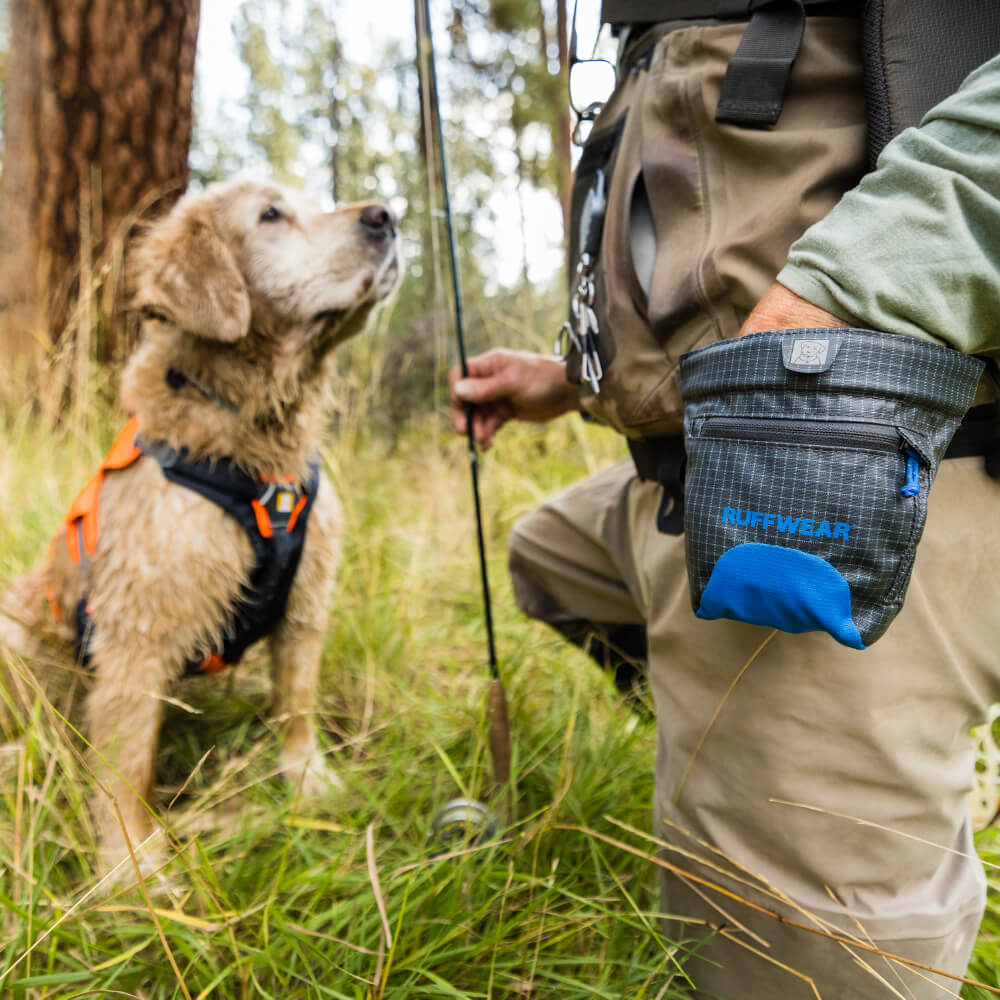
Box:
[900,450,922,497]
[698,417,902,453]
[697,416,923,496]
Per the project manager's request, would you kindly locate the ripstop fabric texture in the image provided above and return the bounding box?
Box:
[680,327,983,646]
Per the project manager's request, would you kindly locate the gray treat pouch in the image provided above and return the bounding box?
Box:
[680,329,984,648]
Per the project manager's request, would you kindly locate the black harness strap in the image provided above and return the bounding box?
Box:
[603,0,751,18]
[138,438,321,673]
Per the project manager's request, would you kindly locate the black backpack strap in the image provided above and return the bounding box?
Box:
[602,0,748,19]
[599,0,858,129]
[628,435,687,534]
[715,0,806,127]
[600,0,852,22]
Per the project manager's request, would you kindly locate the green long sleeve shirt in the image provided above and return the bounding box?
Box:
[777,53,1000,355]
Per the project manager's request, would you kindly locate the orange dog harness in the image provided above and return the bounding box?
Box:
[59,420,319,674]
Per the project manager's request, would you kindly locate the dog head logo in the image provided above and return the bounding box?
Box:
[789,339,829,366]
[781,335,841,373]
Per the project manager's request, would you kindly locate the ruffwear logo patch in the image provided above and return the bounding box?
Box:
[789,339,829,366]
[781,332,842,373]
[721,507,853,541]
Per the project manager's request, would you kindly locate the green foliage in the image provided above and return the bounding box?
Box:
[232,2,305,187]
[3,397,1000,997]
[0,407,694,998]
[967,827,1000,999]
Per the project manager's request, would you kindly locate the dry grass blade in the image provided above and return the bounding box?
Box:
[367,821,393,993]
[114,802,193,1000]
[285,921,382,956]
[770,796,1000,871]
[559,822,1000,994]
[717,927,822,999]
[677,873,771,950]
[391,836,515,879]
[673,628,777,804]
[658,813,969,996]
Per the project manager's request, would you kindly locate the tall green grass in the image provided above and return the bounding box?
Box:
[1,402,1000,998]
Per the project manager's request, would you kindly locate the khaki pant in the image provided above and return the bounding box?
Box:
[511,15,1000,998]
[510,456,999,997]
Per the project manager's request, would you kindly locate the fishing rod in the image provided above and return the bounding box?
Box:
[415,0,512,820]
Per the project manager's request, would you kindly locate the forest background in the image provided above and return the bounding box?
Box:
[1,2,1000,998]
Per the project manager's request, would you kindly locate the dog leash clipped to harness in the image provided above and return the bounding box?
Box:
[416,0,513,828]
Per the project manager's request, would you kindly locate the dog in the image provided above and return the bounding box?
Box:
[0,178,400,878]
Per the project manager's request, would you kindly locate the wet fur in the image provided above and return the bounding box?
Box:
[0,179,400,878]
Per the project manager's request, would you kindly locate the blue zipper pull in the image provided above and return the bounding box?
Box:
[900,450,921,498]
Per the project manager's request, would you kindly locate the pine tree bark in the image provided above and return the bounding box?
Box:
[0,0,200,401]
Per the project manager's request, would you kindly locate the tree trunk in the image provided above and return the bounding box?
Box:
[0,0,200,404]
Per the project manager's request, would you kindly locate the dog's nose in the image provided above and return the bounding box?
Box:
[360,203,396,240]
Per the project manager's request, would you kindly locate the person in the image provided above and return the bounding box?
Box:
[451,14,1000,999]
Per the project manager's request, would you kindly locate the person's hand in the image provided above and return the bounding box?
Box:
[739,282,850,335]
[449,348,582,450]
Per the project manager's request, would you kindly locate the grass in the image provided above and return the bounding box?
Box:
[2,402,1000,998]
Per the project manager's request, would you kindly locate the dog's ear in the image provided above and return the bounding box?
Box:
[132,201,251,343]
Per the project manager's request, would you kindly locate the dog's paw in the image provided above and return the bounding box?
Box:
[280,748,342,800]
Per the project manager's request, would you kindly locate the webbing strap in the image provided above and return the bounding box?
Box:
[628,435,686,533]
[599,0,846,24]
[715,0,806,127]
[602,0,750,19]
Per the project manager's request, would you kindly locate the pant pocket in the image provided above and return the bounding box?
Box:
[680,328,984,648]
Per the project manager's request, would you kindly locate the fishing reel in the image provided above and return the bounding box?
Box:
[428,798,499,854]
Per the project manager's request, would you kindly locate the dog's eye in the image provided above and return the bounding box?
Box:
[259,206,283,223]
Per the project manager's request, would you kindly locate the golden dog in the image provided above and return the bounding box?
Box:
[0,179,400,877]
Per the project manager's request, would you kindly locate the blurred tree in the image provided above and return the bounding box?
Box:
[449,0,571,257]
[299,0,382,205]
[231,1,302,187]
[187,0,570,437]
[0,5,8,162]
[0,0,199,403]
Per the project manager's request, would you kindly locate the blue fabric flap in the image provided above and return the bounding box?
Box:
[695,543,866,649]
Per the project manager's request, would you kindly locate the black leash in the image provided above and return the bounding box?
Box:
[416,0,512,800]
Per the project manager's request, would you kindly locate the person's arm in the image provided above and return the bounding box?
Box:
[738,282,850,335]
[449,348,582,450]
[749,53,1000,349]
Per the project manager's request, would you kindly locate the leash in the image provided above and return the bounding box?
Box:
[416,0,513,809]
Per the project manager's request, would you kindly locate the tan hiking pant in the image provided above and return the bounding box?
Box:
[511,456,999,997]
[509,14,1000,999]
